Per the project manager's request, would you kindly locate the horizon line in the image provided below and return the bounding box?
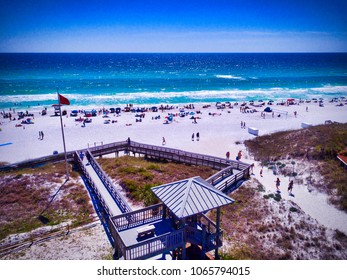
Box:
[1,51,347,54]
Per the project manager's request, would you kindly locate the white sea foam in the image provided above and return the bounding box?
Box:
[1,85,346,107]
[215,75,246,80]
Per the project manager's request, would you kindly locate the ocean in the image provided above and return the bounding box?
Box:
[0,53,346,109]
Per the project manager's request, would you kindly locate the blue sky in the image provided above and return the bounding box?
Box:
[1,0,346,52]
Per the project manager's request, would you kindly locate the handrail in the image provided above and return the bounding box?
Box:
[112,203,164,231]
[74,152,113,216]
[124,229,184,260]
[85,150,131,213]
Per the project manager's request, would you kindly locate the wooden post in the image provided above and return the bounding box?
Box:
[215,207,221,260]
[201,224,206,259]
[181,217,187,260]
[162,205,167,219]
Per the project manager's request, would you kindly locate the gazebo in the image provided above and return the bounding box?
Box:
[110,176,234,260]
[152,176,234,259]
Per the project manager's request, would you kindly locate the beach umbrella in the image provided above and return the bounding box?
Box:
[190,112,195,115]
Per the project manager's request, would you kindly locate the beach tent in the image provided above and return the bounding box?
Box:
[287,98,295,105]
[264,107,272,113]
[115,108,121,114]
[84,110,97,117]
[70,110,78,117]
[110,108,115,113]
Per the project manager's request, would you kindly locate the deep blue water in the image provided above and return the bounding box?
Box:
[0,53,346,109]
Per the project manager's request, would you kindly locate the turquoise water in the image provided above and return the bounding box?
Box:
[0,53,346,109]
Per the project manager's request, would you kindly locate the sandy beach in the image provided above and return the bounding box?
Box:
[1,100,346,163]
[1,99,347,259]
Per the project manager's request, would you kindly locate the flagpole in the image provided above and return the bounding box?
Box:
[57,89,69,180]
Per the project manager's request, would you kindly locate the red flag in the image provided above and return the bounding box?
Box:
[58,94,70,105]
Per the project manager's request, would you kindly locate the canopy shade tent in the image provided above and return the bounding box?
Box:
[151,176,234,219]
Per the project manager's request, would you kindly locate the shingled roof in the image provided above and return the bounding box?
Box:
[151,176,234,219]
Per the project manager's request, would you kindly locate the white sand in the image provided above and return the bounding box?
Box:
[1,100,347,237]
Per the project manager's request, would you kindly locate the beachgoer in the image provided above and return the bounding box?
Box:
[196,132,200,141]
[260,168,263,177]
[79,151,84,161]
[288,180,294,194]
[41,131,44,140]
[192,133,194,141]
[275,178,281,191]
[162,137,166,145]
[238,150,242,160]
[241,121,243,128]
[243,122,246,129]
[294,111,297,118]
[39,131,42,140]
[250,163,254,174]
[306,106,308,112]
[226,151,230,160]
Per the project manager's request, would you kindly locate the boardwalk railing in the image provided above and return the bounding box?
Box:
[87,139,251,193]
[112,203,165,231]
[85,150,131,213]
[127,141,232,170]
[74,152,113,217]
[124,229,184,260]
[2,139,250,175]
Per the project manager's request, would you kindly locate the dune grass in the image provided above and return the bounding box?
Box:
[244,123,347,211]
[98,156,217,206]
[0,163,94,241]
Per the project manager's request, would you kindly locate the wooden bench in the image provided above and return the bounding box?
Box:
[136,225,155,238]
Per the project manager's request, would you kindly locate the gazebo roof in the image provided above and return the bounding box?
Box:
[151,176,234,219]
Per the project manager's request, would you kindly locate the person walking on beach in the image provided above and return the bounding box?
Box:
[288,180,294,194]
[260,168,263,177]
[192,133,195,141]
[162,137,166,146]
[39,131,42,140]
[275,178,281,191]
[226,151,230,160]
[241,121,243,128]
[41,131,44,140]
[250,163,254,175]
[196,132,200,141]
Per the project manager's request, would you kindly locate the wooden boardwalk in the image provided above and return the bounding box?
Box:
[2,140,251,260]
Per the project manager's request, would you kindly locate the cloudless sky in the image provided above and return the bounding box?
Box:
[1,0,346,52]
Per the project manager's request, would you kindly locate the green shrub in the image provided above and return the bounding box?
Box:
[289,207,298,212]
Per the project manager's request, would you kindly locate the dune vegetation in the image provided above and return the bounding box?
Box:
[244,123,347,211]
[97,156,217,206]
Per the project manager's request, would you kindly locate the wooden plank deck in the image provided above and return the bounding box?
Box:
[82,156,124,217]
